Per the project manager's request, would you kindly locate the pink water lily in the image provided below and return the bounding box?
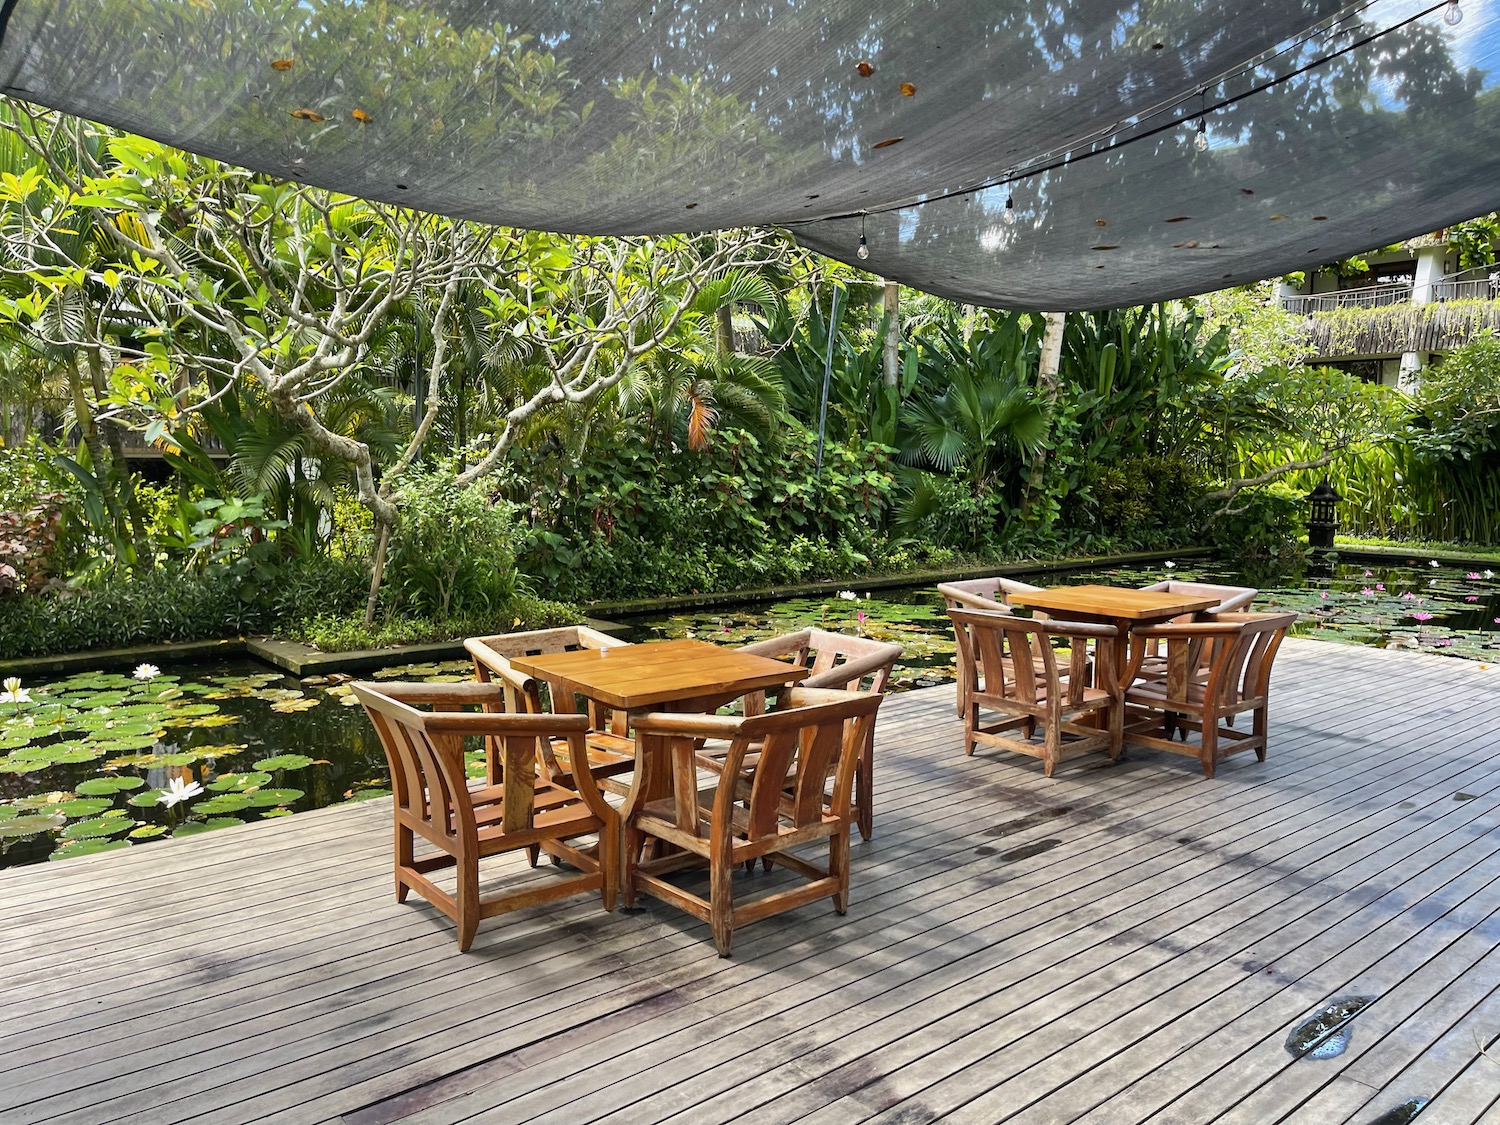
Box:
[1411,612,1434,622]
[1361,588,1375,597]
[1363,569,1373,577]
[1401,592,1416,601]
[1319,592,1329,600]
[1468,595,1480,602]
[1468,572,1482,580]
[1376,584,1385,591]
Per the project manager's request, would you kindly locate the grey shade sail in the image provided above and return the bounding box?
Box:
[0,0,1495,310]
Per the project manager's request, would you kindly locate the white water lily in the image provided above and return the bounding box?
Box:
[837,590,858,601]
[157,777,204,808]
[0,677,29,704]
[1487,570,1496,580]
[133,663,161,681]
[1430,560,1441,568]
[1164,560,1176,570]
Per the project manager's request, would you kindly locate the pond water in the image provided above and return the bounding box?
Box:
[5,555,1499,868]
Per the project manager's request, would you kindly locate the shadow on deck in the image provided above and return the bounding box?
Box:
[2,638,1500,1124]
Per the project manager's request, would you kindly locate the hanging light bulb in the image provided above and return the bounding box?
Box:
[1002,192,1016,225]
[1444,1,1463,26]
[857,234,869,260]
[1194,118,1209,152]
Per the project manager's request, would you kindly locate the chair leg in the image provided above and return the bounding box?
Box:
[1200,717,1219,779]
[526,843,541,868]
[1254,704,1269,762]
[710,856,734,957]
[395,824,414,903]
[856,738,874,842]
[456,853,480,952]
[1108,701,1124,763]
[831,831,850,915]
[622,823,643,908]
[598,825,619,912]
[1042,721,1059,778]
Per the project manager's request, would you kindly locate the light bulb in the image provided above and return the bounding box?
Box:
[1194,120,1209,151]
[1002,194,1016,225]
[1444,1,1463,26]
[857,234,869,260]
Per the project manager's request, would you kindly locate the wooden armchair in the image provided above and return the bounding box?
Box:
[1121,610,1295,778]
[731,629,902,841]
[350,680,618,951]
[624,687,883,956]
[938,577,1048,716]
[948,607,1121,777]
[1133,581,1260,683]
[467,626,636,792]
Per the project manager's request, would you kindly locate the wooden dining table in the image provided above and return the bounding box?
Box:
[508,636,811,885]
[1004,584,1220,691]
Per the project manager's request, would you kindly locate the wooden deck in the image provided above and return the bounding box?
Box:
[4,637,1500,1124]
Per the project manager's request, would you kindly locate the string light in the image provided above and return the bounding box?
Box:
[1194,117,1209,151]
[1002,191,1016,225]
[1444,1,1463,25]
[856,212,869,259]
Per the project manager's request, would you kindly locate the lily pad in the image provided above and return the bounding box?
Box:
[173,817,243,836]
[195,793,252,815]
[269,697,321,713]
[61,816,136,840]
[128,790,165,807]
[208,772,272,792]
[244,788,304,808]
[8,743,104,765]
[128,824,168,840]
[74,776,146,795]
[0,813,66,839]
[49,838,130,861]
[58,798,114,818]
[342,787,391,803]
[253,754,316,772]
[260,807,294,818]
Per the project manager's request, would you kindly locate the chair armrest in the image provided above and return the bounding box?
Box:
[464,639,536,694]
[1130,620,1245,639]
[736,631,811,660]
[631,711,747,739]
[357,680,515,706]
[425,710,592,737]
[1036,620,1120,639]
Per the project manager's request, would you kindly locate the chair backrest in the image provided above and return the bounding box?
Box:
[635,687,882,839]
[1127,611,1295,708]
[351,681,594,847]
[468,625,628,727]
[736,629,901,714]
[936,576,1043,613]
[1137,579,1258,614]
[948,607,1115,708]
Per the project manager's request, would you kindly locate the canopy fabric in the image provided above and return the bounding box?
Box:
[0,0,1495,310]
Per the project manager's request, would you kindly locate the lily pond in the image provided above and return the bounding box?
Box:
[4,556,1500,868]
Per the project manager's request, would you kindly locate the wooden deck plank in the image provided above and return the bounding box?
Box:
[2,638,1500,1124]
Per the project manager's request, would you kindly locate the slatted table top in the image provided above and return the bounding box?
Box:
[509,637,808,710]
[1008,583,1221,623]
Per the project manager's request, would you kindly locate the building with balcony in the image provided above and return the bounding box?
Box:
[1276,231,1500,388]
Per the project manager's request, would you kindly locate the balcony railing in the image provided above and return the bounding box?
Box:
[1431,276,1500,302]
[1280,283,1413,314]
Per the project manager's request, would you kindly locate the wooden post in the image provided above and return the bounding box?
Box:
[882,280,900,387]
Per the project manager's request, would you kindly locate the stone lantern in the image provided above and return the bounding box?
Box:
[1307,480,1340,549]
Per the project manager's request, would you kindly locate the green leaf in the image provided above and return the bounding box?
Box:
[0,813,65,839]
[173,817,243,837]
[244,788,303,808]
[61,817,136,840]
[74,776,146,795]
[252,754,316,771]
[49,838,130,861]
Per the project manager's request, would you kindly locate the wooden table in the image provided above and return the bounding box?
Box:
[510,637,810,883]
[507,637,808,715]
[1005,584,1220,690]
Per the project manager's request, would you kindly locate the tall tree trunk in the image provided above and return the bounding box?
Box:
[715,304,735,353]
[882,281,900,387]
[83,344,154,568]
[1024,312,1067,524]
[364,519,393,626]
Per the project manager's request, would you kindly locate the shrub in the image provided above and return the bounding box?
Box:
[385,471,523,619]
[290,593,578,652]
[1206,482,1305,562]
[1072,454,1208,544]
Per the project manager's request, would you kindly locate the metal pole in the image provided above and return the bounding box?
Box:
[814,284,841,489]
